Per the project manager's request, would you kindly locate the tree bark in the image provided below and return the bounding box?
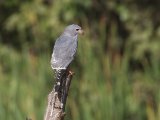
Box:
[44,71,73,120]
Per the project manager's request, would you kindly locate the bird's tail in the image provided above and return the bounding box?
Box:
[54,69,66,92]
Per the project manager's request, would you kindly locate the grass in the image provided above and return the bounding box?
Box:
[0,43,160,120]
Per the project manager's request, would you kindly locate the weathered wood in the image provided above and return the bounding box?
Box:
[44,71,73,120]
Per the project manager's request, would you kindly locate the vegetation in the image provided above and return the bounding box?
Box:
[0,0,160,120]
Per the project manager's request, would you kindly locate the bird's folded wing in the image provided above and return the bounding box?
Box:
[51,35,78,69]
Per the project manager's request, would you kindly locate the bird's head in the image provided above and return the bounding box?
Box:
[63,24,84,37]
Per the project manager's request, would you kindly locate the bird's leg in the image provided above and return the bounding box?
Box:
[67,68,75,75]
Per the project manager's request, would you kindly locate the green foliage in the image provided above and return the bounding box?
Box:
[0,0,160,120]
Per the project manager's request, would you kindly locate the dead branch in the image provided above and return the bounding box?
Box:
[44,71,73,120]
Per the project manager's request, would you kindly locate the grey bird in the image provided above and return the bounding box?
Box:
[51,24,83,91]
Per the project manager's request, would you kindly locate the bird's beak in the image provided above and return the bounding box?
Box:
[78,29,84,35]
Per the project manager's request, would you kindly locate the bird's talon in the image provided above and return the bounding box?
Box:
[68,70,74,75]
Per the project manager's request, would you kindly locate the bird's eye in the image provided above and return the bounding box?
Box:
[76,29,79,31]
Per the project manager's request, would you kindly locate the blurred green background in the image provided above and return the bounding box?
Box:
[0,0,160,120]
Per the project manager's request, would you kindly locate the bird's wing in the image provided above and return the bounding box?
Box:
[51,35,78,69]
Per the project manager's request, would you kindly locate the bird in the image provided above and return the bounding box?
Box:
[51,24,83,92]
